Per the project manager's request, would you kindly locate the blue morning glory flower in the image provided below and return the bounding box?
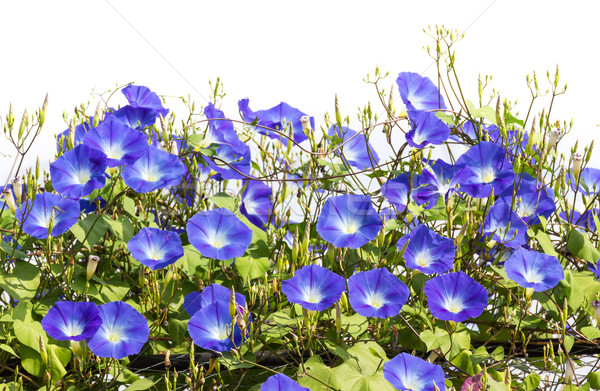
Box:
[396,72,446,111]
[424,271,488,322]
[316,194,382,249]
[396,224,455,274]
[588,260,600,279]
[240,180,273,229]
[127,227,184,270]
[328,126,380,170]
[204,102,247,154]
[347,268,409,318]
[498,173,556,225]
[121,85,169,118]
[261,374,310,391]
[87,301,150,359]
[186,208,253,260]
[187,300,248,352]
[41,301,101,341]
[483,201,528,249]
[238,98,312,145]
[206,143,252,181]
[405,110,450,148]
[382,173,412,210]
[559,208,599,231]
[81,119,148,167]
[184,284,247,317]
[573,168,600,196]
[383,352,446,391]
[16,193,80,239]
[122,145,186,193]
[504,248,564,291]
[281,264,346,311]
[454,141,514,198]
[106,106,158,130]
[50,144,107,199]
[413,158,459,208]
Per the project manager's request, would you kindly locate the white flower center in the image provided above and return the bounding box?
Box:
[444,296,464,313]
[141,164,161,182]
[524,270,542,284]
[367,292,385,308]
[344,220,358,234]
[63,323,83,337]
[76,169,91,184]
[105,144,125,160]
[480,167,496,184]
[108,333,120,342]
[304,288,322,304]
[414,251,432,267]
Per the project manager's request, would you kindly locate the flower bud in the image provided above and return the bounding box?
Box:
[572,153,583,178]
[11,177,23,205]
[92,101,102,127]
[1,188,16,213]
[229,286,237,320]
[68,120,76,150]
[495,96,506,140]
[40,93,48,127]
[39,335,48,365]
[86,255,100,281]
[335,94,342,128]
[547,128,561,152]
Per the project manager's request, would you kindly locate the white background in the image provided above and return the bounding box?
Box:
[1,1,599,182]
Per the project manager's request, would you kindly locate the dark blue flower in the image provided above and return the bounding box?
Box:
[504,248,564,291]
[204,102,247,154]
[498,173,556,225]
[106,106,158,130]
[261,374,309,391]
[122,145,186,193]
[187,300,248,352]
[281,264,346,311]
[316,194,382,249]
[16,193,80,239]
[81,119,148,167]
[328,126,380,170]
[383,352,446,391]
[483,201,528,249]
[559,208,599,231]
[396,224,455,274]
[127,227,184,270]
[573,168,600,196]
[238,98,312,145]
[413,158,459,208]
[347,268,409,318]
[121,85,169,118]
[240,180,273,229]
[382,173,412,210]
[206,143,252,181]
[186,208,253,260]
[405,110,450,148]
[50,145,107,199]
[396,72,446,111]
[424,271,488,322]
[41,301,101,341]
[454,141,514,198]
[87,301,150,359]
[184,284,247,317]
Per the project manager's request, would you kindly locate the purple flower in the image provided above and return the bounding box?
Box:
[382,173,412,210]
[238,98,312,145]
[396,72,446,111]
[87,301,150,359]
[184,284,247,317]
[396,224,455,274]
[204,102,247,154]
[121,85,169,118]
[405,110,450,148]
[106,106,158,130]
[16,193,80,239]
[186,208,252,260]
[281,264,346,311]
[483,201,528,249]
[50,145,107,199]
[454,141,514,198]
[41,301,101,341]
[206,143,252,181]
[81,119,148,167]
[122,146,186,193]
[261,374,309,391]
[328,126,380,170]
[240,180,273,229]
[461,374,484,391]
[498,173,556,225]
[573,168,600,196]
[413,159,460,208]
[424,271,488,322]
[347,268,409,318]
[127,227,184,270]
[187,300,248,352]
[316,194,382,249]
[559,208,599,231]
[504,248,564,291]
[383,353,446,391]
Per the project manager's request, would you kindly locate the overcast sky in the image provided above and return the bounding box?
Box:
[1,1,598,182]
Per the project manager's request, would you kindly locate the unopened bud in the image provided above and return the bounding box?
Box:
[495,96,506,140]
[169,140,178,156]
[92,102,102,127]
[165,350,171,368]
[1,188,16,213]
[547,128,561,151]
[18,109,28,140]
[39,336,48,365]
[229,286,237,320]
[40,93,48,127]
[591,300,600,325]
[335,94,342,128]
[11,177,22,205]
[572,153,583,178]
[68,120,76,150]
[87,255,100,281]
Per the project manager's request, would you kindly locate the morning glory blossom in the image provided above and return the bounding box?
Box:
[396,224,455,274]
[203,102,247,154]
[106,106,158,130]
[187,300,249,352]
[81,119,148,167]
[424,271,488,322]
[316,194,382,249]
[50,144,107,199]
[184,284,247,317]
[281,264,346,311]
[383,352,446,391]
[261,374,310,391]
[186,208,253,260]
[381,173,412,210]
[483,201,528,249]
[240,180,273,229]
[122,145,186,193]
[206,143,252,181]
[405,110,450,148]
[121,85,169,118]
[41,301,101,341]
[498,173,556,225]
[504,248,564,291]
[347,268,409,318]
[396,72,446,111]
[573,168,600,196]
[127,227,184,270]
[413,158,459,208]
[16,192,80,239]
[328,125,380,170]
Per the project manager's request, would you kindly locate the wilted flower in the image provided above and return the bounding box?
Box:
[261,373,309,391]
[281,264,346,311]
[50,144,107,199]
[328,125,380,170]
[396,72,446,111]
[396,224,455,274]
[504,248,564,291]
[41,301,101,341]
[347,268,409,318]
[424,271,488,322]
[127,227,184,270]
[16,192,80,239]
[383,352,446,391]
[122,145,186,193]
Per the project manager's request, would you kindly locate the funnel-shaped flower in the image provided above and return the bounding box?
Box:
[504,248,564,291]
[106,106,158,130]
[348,268,409,318]
[396,224,455,274]
[413,158,459,208]
[87,301,150,359]
[240,180,272,229]
[184,284,247,317]
[16,193,80,239]
[424,271,488,322]
[50,145,107,199]
[406,110,450,148]
[316,194,382,249]
[261,374,309,391]
[382,173,412,210]
[328,126,380,170]
[122,146,186,193]
[483,201,528,249]
[396,72,446,111]
[207,143,252,181]
[498,173,556,225]
[383,353,446,391]
[188,300,248,351]
[454,141,513,198]
[239,98,312,145]
[282,264,346,311]
[122,85,169,117]
[82,120,148,167]
[573,168,600,196]
[204,102,247,154]
[127,227,184,270]
[41,301,101,341]
[187,208,252,260]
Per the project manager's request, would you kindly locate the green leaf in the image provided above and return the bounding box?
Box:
[209,192,235,211]
[167,318,188,345]
[0,240,27,259]
[581,326,600,340]
[436,111,457,126]
[103,215,134,242]
[564,334,574,353]
[466,100,498,126]
[341,313,369,338]
[70,214,108,248]
[588,372,600,389]
[0,261,40,302]
[47,343,71,381]
[451,350,475,375]
[298,355,340,391]
[178,245,210,275]
[235,256,270,280]
[534,229,558,257]
[331,342,393,391]
[420,324,470,359]
[0,344,18,358]
[98,276,131,303]
[124,379,157,391]
[560,270,584,311]
[567,228,600,264]
[20,345,44,377]
[13,320,47,352]
[519,373,541,391]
